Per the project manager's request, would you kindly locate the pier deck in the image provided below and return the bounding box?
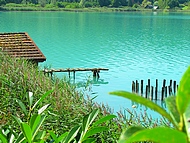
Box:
[43,68,109,79]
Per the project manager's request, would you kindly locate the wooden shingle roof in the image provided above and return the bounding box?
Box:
[0,32,46,63]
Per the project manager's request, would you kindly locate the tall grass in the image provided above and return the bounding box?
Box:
[0,51,168,142]
[0,52,121,142]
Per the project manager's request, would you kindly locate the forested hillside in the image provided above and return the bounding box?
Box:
[0,0,190,11]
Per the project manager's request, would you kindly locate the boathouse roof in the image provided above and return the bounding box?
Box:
[0,32,46,64]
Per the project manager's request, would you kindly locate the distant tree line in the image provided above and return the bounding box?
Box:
[0,0,190,10]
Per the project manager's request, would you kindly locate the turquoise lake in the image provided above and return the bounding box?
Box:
[1,11,190,117]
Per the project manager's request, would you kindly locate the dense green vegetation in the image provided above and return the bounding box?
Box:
[0,51,167,142]
[0,0,190,12]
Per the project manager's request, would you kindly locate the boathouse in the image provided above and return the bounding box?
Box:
[0,32,46,65]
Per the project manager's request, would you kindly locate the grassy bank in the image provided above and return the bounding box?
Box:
[0,5,142,12]
[0,51,168,142]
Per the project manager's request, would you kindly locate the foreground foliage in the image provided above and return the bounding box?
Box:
[0,52,121,142]
[0,52,171,142]
[110,66,190,143]
[0,90,116,143]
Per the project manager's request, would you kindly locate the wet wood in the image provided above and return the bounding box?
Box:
[43,68,109,78]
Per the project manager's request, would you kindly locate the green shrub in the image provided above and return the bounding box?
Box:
[45,3,55,8]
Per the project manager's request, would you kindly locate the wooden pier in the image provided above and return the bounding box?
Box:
[43,68,109,79]
[132,79,178,101]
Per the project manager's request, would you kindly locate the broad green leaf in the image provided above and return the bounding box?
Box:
[184,104,190,142]
[124,127,187,143]
[109,91,175,127]
[165,96,180,127]
[29,114,40,134]
[0,131,8,143]
[28,92,33,108]
[15,99,27,116]
[21,123,32,143]
[176,66,190,115]
[38,104,50,114]
[48,131,58,143]
[32,115,46,140]
[63,125,80,143]
[32,90,53,110]
[82,126,108,141]
[58,132,68,142]
[118,126,144,143]
[93,114,116,127]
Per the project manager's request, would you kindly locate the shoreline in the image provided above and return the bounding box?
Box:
[1,6,190,12]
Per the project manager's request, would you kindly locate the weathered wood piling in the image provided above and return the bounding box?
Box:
[132,79,178,101]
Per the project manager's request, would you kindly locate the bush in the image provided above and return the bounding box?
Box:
[45,3,55,8]
[56,2,66,8]
[84,1,99,7]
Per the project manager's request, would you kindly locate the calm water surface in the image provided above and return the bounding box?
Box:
[1,11,190,117]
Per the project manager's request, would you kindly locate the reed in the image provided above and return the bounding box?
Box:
[0,51,168,142]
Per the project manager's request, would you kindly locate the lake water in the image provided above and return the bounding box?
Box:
[1,11,190,117]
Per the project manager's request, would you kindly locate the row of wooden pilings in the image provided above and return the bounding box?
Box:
[132,79,178,101]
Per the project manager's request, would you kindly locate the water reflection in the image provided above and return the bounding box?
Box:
[131,100,167,119]
[76,77,109,88]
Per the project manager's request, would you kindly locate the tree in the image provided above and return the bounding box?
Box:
[98,0,111,6]
[120,0,127,6]
[158,0,167,8]
[0,0,6,5]
[39,0,46,7]
[79,0,85,7]
[167,0,179,8]
[128,0,133,6]
[112,0,120,7]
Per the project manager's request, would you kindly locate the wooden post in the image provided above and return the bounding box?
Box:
[97,70,100,78]
[161,87,164,101]
[68,71,70,78]
[168,86,171,95]
[93,70,96,77]
[155,79,158,100]
[163,79,166,88]
[141,80,143,96]
[135,80,138,93]
[170,79,172,88]
[148,79,150,94]
[136,80,139,93]
[173,80,176,94]
[169,79,172,95]
[165,86,167,98]
[145,85,148,99]
[132,81,135,92]
[73,71,75,80]
[151,86,153,100]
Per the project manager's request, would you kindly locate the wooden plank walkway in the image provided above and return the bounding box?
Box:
[42,68,109,79]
